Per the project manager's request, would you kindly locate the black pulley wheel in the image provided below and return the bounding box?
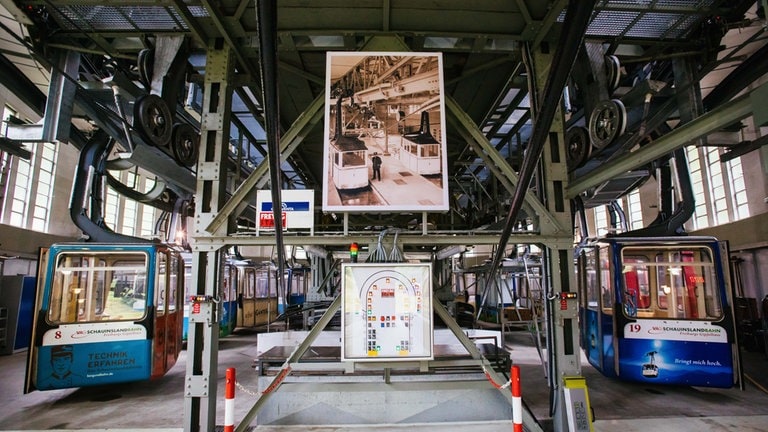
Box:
[171,123,200,167]
[588,99,627,150]
[134,94,172,147]
[138,48,154,90]
[605,54,621,93]
[565,126,591,170]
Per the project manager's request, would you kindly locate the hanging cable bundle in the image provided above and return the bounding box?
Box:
[366,230,389,263]
[365,228,405,263]
[388,229,405,262]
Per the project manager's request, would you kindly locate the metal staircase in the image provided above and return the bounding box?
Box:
[469,252,548,376]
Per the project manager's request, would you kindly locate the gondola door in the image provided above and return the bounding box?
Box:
[718,240,743,388]
[152,250,169,377]
[24,247,49,393]
[152,249,182,377]
[580,247,603,370]
[165,252,182,371]
[239,266,257,327]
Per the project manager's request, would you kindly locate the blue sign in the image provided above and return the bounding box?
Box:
[260,201,311,212]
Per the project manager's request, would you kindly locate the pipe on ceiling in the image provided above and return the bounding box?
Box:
[703,41,768,112]
[483,0,596,289]
[70,129,151,243]
[255,0,287,296]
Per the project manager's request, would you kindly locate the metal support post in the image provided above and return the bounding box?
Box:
[43,50,79,143]
[184,251,222,432]
[529,43,589,431]
[184,40,235,432]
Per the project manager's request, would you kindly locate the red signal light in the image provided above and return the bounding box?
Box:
[350,242,359,262]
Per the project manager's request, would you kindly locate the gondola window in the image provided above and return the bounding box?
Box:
[48,252,148,323]
[618,246,722,320]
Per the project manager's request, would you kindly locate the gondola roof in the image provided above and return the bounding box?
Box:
[333,136,369,152]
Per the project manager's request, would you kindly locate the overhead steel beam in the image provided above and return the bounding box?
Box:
[720,134,768,163]
[703,40,768,111]
[169,0,209,46]
[278,61,325,85]
[0,53,46,116]
[514,0,534,27]
[233,0,251,21]
[192,232,575,251]
[204,92,325,234]
[447,109,540,225]
[255,102,325,189]
[445,95,565,235]
[0,137,31,159]
[382,0,391,32]
[487,0,595,283]
[532,0,569,48]
[444,56,519,86]
[199,0,257,77]
[449,116,517,195]
[566,83,764,199]
[42,50,78,143]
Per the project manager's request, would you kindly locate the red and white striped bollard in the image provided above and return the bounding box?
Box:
[512,365,522,432]
[224,367,235,432]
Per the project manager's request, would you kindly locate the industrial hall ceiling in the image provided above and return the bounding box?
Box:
[0,0,765,243]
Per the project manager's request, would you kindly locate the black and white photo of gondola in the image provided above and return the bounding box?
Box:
[322,52,449,212]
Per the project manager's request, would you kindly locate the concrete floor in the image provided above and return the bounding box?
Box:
[1,328,767,431]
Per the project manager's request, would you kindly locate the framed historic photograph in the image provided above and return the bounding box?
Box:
[322,52,449,212]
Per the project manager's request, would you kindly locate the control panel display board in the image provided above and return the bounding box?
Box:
[341,263,433,361]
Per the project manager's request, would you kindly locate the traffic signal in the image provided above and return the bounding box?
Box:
[350,242,359,262]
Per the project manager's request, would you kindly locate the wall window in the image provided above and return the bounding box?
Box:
[687,146,709,230]
[1,106,58,232]
[31,142,58,231]
[706,147,729,225]
[104,169,159,238]
[140,177,157,237]
[2,105,27,227]
[104,186,119,228]
[685,144,749,230]
[727,157,749,221]
[594,206,608,237]
[7,155,30,227]
[586,145,748,236]
[626,189,644,230]
[118,171,138,236]
[121,200,137,235]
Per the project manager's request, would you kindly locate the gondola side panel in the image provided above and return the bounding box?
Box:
[617,326,733,388]
[24,247,49,393]
[719,240,743,388]
[37,335,151,389]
